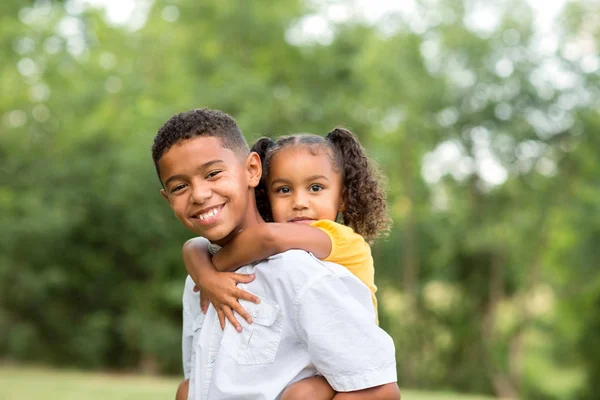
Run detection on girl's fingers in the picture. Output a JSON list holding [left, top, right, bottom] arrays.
[[200, 292, 209, 314], [223, 307, 242, 333], [228, 300, 253, 325], [231, 273, 255, 284], [216, 309, 226, 330], [235, 288, 261, 304]]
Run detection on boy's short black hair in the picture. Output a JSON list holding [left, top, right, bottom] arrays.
[[151, 108, 250, 177]]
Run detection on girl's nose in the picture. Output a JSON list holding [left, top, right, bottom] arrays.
[[292, 192, 309, 210]]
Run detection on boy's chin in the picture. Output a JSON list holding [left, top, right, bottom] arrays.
[[190, 226, 231, 244]]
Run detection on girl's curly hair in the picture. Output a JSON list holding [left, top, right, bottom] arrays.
[[250, 128, 391, 243]]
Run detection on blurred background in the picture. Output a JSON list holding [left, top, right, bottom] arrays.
[[1, 0, 599, 399]]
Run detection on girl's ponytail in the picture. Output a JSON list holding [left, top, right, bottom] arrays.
[[250, 137, 275, 222], [325, 128, 367, 175], [326, 128, 390, 242]]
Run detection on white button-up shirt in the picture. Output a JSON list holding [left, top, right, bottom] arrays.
[[182, 250, 397, 400]]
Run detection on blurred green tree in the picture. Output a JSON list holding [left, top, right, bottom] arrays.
[[0, 0, 599, 399]]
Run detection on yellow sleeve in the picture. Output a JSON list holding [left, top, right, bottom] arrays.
[[310, 220, 368, 267], [310, 220, 379, 323]]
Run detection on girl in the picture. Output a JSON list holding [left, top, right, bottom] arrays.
[[181, 128, 391, 400]]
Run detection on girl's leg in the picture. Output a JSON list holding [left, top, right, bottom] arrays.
[[175, 379, 189, 400], [281, 376, 336, 400]]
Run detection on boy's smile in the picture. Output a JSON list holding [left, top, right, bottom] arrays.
[[158, 136, 262, 245], [190, 204, 225, 224]]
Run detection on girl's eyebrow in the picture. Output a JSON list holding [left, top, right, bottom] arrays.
[[270, 175, 329, 187], [270, 178, 291, 187], [305, 175, 329, 182]]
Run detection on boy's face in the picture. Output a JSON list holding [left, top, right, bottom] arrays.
[[158, 136, 261, 245]]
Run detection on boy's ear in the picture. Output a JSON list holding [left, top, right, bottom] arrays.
[[160, 189, 172, 205], [246, 152, 262, 188]]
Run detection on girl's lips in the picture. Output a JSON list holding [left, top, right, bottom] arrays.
[[289, 217, 315, 224]]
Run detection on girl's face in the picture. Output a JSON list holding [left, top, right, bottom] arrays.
[[266, 145, 345, 224]]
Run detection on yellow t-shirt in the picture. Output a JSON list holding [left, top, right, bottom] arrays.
[[311, 220, 379, 324]]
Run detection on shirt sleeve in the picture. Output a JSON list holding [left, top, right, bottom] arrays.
[[182, 275, 196, 379], [296, 273, 397, 391]]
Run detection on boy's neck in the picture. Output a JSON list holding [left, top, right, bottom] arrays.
[[213, 194, 264, 247]]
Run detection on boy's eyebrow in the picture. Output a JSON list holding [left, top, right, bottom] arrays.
[[164, 174, 186, 188], [163, 159, 225, 187]]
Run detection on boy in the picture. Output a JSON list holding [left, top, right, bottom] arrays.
[[152, 108, 400, 399]]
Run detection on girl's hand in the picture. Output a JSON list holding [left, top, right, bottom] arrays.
[[194, 271, 261, 332], [199, 289, 210, 317]]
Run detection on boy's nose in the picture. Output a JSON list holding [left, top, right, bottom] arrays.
[[190, 182, 212, 204]]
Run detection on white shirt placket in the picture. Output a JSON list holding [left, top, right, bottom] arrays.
[[200, 309, 225, 399]]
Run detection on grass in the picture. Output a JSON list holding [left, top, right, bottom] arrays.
[[0, 365, 496, 399], [0, 366, 178, 400]]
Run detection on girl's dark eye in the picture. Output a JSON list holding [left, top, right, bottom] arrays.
[[206, 170, 222, 179], [276, 187, 291, 194], [309, 184, 324, 192]]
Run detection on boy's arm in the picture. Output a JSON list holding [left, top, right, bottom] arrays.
[[212, 223, 332, 272], [175, 379, 190, 400]]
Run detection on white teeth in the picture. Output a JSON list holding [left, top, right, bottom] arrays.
[[198, 207, 219, 220]]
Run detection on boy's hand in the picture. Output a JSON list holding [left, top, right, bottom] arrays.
[[194, 271, 261, 332]]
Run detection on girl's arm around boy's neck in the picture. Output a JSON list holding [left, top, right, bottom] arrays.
[[182, 237, 216, 284], [211, 222, 333, 272]]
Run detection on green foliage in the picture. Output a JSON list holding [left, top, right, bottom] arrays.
[[1, 0, 599, 398]]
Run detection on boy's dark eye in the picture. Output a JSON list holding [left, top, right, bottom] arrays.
[[276, 187, 291, 194], [309, 184, 323, 192], [171, 184, 187, 193], [206, 170, 222, 179]]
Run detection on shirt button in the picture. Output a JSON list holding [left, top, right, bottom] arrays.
[[252, 311, 259, 318], [209, 355, 216, 363]]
